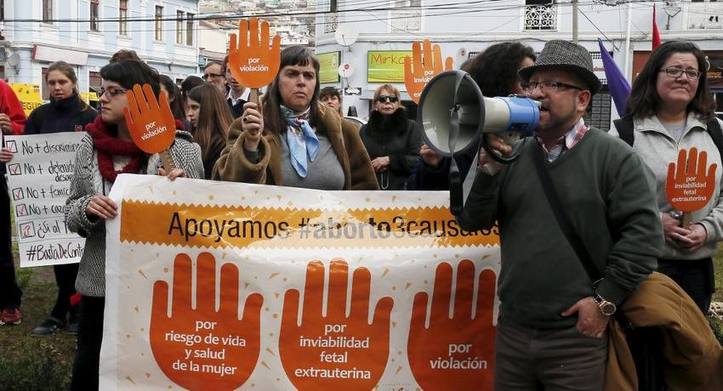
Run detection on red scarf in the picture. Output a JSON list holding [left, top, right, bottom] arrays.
[[86, 116, 145, 183]]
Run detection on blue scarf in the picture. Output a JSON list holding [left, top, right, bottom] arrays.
[[281, 105, 319, 178]]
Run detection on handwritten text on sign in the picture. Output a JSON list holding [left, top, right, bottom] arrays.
[[102, 175, 500, 390], [5, 132, 86, 267]]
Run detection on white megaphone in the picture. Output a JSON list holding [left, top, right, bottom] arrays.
[[417, 70, 540, 215]]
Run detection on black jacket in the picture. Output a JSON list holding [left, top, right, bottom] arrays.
[[359, 108, 423, 190], [226, 87, 246, 119], [25, 95, 97, 135]]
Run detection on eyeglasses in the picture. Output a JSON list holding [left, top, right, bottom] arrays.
[[660, 67, 701, 79], [202, 72, 225, 80], [377, 95, 399, 103], [98, 86, 127, 99], [522, 80, 583, 93]]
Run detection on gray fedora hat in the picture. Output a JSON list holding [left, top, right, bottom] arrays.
[[518, 40, 601, 94]]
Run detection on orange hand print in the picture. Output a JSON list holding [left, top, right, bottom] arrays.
[[124, 83, 177, 170], [408, 260, 496, 390], [666, 147, 718, 213], [279, 260, 394, 391], [228, 18, 281, 89], [150, 252, 263, 391], [404, 39, 454, 104]]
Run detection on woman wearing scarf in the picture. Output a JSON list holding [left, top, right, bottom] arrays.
[[213, 46, 377, 190], [65, 60, 203, 391], [25, 61, 97, 336]]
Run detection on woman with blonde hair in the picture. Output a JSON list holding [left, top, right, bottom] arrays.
[[186, 83, 233, 179], [359, 84, 422, 190]]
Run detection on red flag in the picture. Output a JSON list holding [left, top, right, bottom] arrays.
[[652, 4, 661, 50]]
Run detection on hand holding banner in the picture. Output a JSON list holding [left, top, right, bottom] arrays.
[[280, 260, 394, 390], [404, 39, 453, 104], [228, 18, 281, 104], [150, 252, 263, 390], [124, 84, 177, 171], [408, 260, 496, 390], [666, 148, 717, 226]]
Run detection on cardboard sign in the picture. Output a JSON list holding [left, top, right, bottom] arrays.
[[404, 39, 454, 104], [228, 18, 281, 89], [5, 132, 86, 267], [124, 84, 176, 155], [101, 175, 500, 390], [666, 148, 717, 212]]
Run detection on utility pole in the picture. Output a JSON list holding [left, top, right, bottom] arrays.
[[572, 0, 579, 43]]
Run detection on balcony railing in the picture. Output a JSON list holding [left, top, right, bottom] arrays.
[[324, 13, 338, 34], [524, 4, 557, 31]]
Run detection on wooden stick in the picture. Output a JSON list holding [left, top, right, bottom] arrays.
[[682, 212, 692, 228], [160, 150, 176, 172]]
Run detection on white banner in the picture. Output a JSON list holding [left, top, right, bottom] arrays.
[[5, 132, 86, 267], [103, 174, 501, 390]]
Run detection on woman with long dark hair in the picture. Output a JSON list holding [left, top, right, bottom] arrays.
[[25, 61, 97, 336], [612, 41, 722, 315], [186, 83, 233, 178], [159, 74, 186, 125], [66, 59, 203, 390], [213, 45, 377, 190]]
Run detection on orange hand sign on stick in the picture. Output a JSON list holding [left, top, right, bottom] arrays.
[[228, 17, 281, 105], [408, 260, 496, 390], [666, 148, 717, 225], [404, 39, 454, 104], [150, 252, 263, 391], [280, 260, 394, 390], [124, 83, 177, 171]]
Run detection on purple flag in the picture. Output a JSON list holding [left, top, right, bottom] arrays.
[[598, 38, 631, 115]]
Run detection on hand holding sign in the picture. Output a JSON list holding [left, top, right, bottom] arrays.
[[150, 252, 263, 390], [404, 39, 454, 104], [124, 84, 177, 171], [408, 260, 496, 390], [666, 148, 717, 226], [228, 17, 281, 103], [280, 260, 393, 390]]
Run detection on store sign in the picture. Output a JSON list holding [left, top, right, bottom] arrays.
[[368, 50, 412, 83], [318, 51, 340, 84]]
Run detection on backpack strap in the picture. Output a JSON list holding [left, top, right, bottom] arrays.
[[613, 115, 635, 147], [705, 118, 723, 161]]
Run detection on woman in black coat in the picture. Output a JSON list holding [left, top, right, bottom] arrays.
[[359, 84, 422, 190], [25, 61, 96, 336]]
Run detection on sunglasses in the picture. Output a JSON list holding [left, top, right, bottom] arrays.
[[377, 95, 399, 103]]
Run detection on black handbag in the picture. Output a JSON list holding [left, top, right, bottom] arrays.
[[530, 143, 665, 391]]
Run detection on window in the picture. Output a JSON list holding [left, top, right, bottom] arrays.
[[176, 11, 184, 44], [186, 13, 194, 45], [1, 0, 5, 21], [90, 0, 100, 31], [155, 5, 163, 41], [584, 85, 612, 131], [324, 0, 338, 33], [119, 0, 128, 35], [42, 0, 53, 23], [525, 0, 556, 31], [390, 0, 421, 32]]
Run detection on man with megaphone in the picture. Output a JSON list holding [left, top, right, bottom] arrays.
[[456, 40, 664, 390]]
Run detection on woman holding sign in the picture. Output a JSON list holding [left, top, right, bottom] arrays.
[[24, 61, 97, 336], [359, 85, 423, 190], [213, 46, 377, 190], [611, 41, 723, 314], [65, 59, 203, 391]]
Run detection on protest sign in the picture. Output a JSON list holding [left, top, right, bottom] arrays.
[[124, 83, 177, 171], [666, 147, 717, 226], [227, 17, 281, 106], [5, 132, 86, 267], [404, 39, 454, 104], [102, 174, 500, 390]]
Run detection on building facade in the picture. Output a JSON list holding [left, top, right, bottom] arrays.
[[0, 0, 200, 101], [314, 0, 723, 128]]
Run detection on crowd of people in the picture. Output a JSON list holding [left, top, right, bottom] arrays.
[[0, 39, 720, 390]]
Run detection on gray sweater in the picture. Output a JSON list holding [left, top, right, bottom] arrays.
[[65, 131, 203, 297], [457, 128, 663, 329]]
